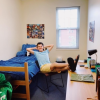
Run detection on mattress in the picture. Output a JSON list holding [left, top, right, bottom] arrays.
[[0, 55, 40, 81]]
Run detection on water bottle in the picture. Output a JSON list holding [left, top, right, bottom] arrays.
[[87, 57, 91, 68]]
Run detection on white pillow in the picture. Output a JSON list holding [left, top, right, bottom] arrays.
[[27, 51, 30, 56]]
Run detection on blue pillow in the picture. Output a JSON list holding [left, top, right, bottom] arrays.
[[16, 51, 26, 57], [22, 44, 36, 51]]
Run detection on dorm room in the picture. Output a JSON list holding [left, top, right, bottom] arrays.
[[1, 0, 100, 100]]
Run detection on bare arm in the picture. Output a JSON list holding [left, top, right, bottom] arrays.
[[26, 47, 37, 54], [44, 44, 54, 52]]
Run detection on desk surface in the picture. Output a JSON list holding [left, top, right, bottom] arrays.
[[66, 62, 97, 100]]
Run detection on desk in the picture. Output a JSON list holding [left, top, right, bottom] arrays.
[[66, 62, 97, 100]]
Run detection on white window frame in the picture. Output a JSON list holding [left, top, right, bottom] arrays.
[[56, 7, 80, 49]]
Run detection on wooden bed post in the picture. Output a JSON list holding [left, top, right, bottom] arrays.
[[0, 62, 31, 100], [24, 62, 30, 100]]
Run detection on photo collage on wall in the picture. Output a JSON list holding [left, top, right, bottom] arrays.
[[27, 24, 44, 39], [89, 21, 95, 42]]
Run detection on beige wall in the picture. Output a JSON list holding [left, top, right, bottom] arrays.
[[0, 0, 22, 60], [88, 0, 100, 62], [22, 0, 88, 62]]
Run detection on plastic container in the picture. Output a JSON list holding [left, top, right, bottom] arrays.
[[90, 59, 96, 68]]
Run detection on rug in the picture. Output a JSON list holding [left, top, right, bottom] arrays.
[[12, 71, 68, 100]]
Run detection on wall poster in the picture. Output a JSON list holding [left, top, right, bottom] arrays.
[[27, 24, 44, 39]]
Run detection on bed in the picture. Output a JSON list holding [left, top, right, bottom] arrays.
[[0, 44, 39, 100]]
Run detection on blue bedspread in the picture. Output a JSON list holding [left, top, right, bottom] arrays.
[[0, 55, 40, 81]]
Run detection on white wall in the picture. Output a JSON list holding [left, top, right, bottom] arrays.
[[0, 0, 22, 60], [88, 0, 100, 62], [22, 0, 88, 62]]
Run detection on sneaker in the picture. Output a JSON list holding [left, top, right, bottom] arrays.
[[67, 57, 75, 72], [74, 55, 80, 70]]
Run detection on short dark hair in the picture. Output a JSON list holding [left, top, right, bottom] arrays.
[[37, 42, 44, 47]]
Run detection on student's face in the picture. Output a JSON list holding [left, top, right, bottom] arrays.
[[37, 44, 44, 52]]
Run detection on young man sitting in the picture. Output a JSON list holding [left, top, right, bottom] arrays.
[[26, 42, 79, 74]]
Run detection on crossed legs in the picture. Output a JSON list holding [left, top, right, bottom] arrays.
[[50, 62, 69, 72], [50, 55, 79, 72]]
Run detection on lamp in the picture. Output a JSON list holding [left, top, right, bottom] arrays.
[[88, 49, 97, 63]]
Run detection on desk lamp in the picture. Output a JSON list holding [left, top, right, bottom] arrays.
[[88, 49, 97, 63]]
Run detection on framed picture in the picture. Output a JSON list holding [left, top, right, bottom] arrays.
[[89, 21, 95, 42], [27, 24, 44, 39]]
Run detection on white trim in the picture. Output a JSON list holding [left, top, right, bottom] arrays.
[[56, 6, 80, 49]]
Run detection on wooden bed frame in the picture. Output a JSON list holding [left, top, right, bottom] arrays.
[[0, 62, 31, 100]]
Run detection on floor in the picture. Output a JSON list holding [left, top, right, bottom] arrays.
[[12, 71, 68, 100]]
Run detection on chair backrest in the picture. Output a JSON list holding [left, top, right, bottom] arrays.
[[35, 60, 40, 69]]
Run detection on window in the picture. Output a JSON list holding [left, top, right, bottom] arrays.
[[56, 7, 80, 49]]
